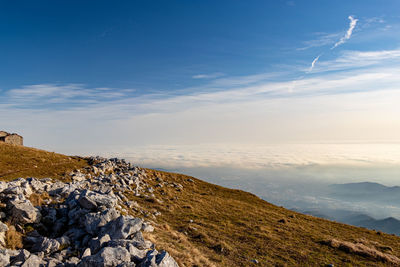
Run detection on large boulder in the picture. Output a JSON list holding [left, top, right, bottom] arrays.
[[82, 209, 120, 235], [79, 246, 131, 267], [78, 190, 118, 210], [9, 200, 41, 224], [101, 216, 143, 240]]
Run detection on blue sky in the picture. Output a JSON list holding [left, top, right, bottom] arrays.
[[1, 1, 400, 157]]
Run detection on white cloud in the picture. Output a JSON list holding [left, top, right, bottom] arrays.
[[332, 16, 358, 49], [192, 72, 224, 79]]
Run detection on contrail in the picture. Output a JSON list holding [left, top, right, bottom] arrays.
[[332, 15, 358, 49], [307, 16, 358, 73], [308, 54, 321, 72], [293, 15, 358, 92]]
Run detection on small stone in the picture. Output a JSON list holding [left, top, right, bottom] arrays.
[[82, 248, 91, 258], [139, 250, 178, 267], [251, 259, 259, 264], [141, 222, 154, 233], [0, 222, 8, 232], [278, 218, 287, 224], [21, 254, 42, 267], [67, 256, 80, 265], [45, 258, 61, 267]]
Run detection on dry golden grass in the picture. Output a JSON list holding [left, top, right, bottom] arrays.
[[0, 142, 88, 181], [5, 224, 23, 249], [29, 192, 50, 207], [322, 238, 400, 265], [124, 169, 400, 267]]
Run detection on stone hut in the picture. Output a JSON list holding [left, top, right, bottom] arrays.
[[0, 131, 23, 146]]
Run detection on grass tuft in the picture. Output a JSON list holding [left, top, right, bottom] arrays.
[[5, 224, 23, 249]]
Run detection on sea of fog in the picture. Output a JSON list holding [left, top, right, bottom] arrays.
[[100, 143, 400, 220]]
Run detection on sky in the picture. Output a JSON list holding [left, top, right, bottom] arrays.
[[1, 1, 400, 171]]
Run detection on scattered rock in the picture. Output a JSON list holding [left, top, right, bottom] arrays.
[[0, 157, 179, 267]]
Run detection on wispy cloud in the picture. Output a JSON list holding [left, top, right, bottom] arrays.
[[2, 84, 134, 109], [332, 16, 358, 49], [297, 33, 341, 51], [311, 48, 400, 73], [192, 72, 224, 79], [2, 48, 400, 114]]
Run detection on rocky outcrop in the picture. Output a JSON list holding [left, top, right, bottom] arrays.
[[0, 157, 179, 267]]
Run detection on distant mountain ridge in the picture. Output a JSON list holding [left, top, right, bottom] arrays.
[[329, 182, 400, 205], [297, 208, 400, 236]]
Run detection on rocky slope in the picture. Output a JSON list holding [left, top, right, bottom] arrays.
[[0, 157, 178, 266]]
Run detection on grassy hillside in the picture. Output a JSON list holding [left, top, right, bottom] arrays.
[[0, 142, 88, 181], [129, 170, 400, 267], [2, 143, 400, 266]]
